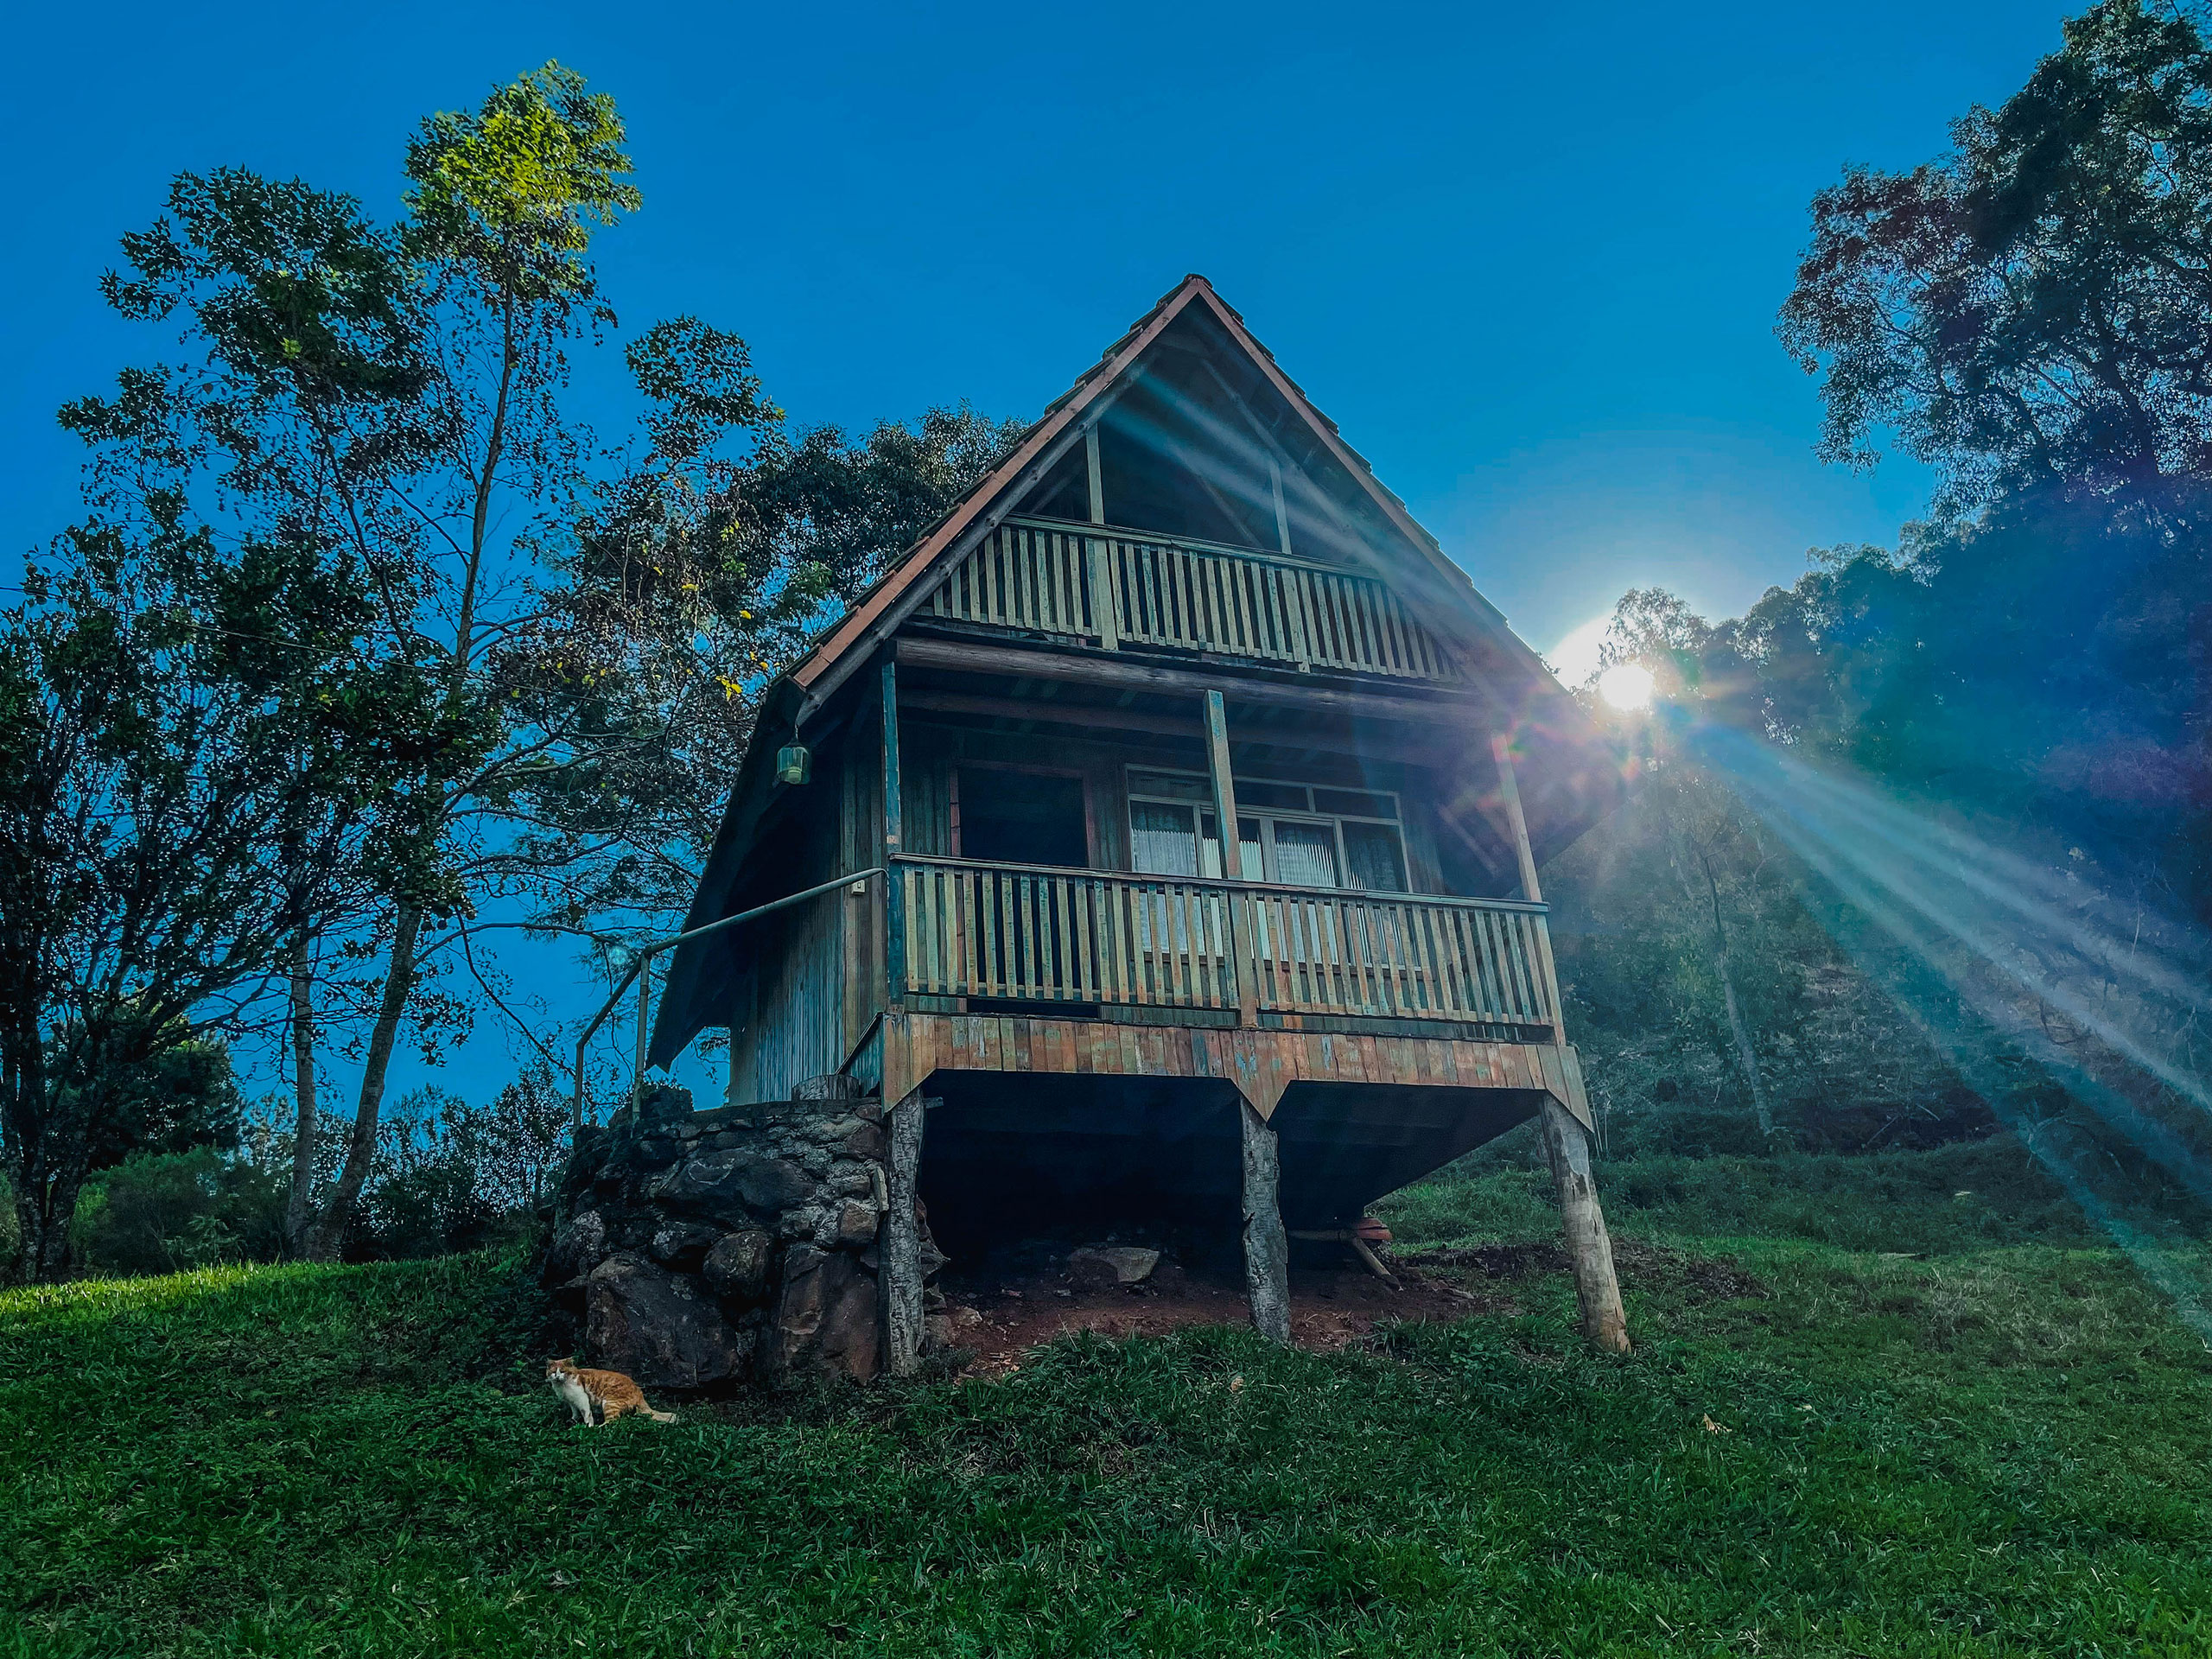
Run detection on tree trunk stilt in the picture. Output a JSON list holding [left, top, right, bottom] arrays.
[[882, 1090, 928, 1377], [1537, 1096, 1630, 1353], [1240, 1099, 1291, 1344]]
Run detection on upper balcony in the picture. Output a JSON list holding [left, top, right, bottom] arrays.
[[918, 516, 1464, 685]]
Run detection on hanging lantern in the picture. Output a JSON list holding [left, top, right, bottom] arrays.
[[775, 742, 811, 785]]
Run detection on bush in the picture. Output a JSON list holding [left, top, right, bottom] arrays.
[[71, 1148, 286, 1275]]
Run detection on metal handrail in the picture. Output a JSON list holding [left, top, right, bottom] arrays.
[[887, 851, 1547, 912], [572, 866, 885, 1127]]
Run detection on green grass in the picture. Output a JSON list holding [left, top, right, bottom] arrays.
[[5, 1145, 2211, 1656]]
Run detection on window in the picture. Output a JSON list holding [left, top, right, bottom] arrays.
[[1125, 771, 1408, 891]]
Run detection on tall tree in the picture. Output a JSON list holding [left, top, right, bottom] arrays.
[[0, 529, 408, 1279], [1781, 0, 2212, 515], [291, 63, 645, 1258]]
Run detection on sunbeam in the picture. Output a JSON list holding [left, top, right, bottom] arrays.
[[1665, 709, 2212, 1339]]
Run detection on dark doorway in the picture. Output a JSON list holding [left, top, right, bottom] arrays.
[[957, 768, 1088, 866]]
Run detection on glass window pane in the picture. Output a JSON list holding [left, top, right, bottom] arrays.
[[1313, 787, 1396, 821], [1131, 800, 1198, 875], [1342, 821, 1408, 892], [1236, 779, 1309, 811], [1272, 820, 1340, 888], [1198, 814, 1262, 880]]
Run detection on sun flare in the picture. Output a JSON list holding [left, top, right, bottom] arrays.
[[1599, 662, 1655, 710]]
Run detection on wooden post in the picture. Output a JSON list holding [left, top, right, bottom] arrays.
[[1536, 1096, 1630, 1352], [1240, 1098, 1291, 1344], [882, 661, 905, 1009], [1491, 733, 1631, 1355], [1084, 424, 1106, 525], [883, 1089, 929, 1377], [1268, 454, 1292, 558], [1203, 690, 1258, 1026], [1084, 425, 1119, 652], [633, 958, 652, 1094]]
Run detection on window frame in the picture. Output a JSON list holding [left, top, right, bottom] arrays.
[[1122, 767, 1410, 892]]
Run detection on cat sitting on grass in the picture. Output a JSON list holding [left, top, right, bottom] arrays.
[[546, 1357, 677, 1427]]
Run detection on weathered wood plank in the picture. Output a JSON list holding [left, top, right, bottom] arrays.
[[1241, 1100, 1291, 1344]]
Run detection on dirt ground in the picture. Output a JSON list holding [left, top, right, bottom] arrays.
[[937, 1238, 1766, 1376], [938, 1249, 1512, 1376]]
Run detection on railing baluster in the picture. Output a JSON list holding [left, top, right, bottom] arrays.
[[930, 520, 1462, 681], [895, 855, 1546, 1027]]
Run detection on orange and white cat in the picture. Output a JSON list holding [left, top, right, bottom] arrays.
[[546, 1357, 676, 1426]]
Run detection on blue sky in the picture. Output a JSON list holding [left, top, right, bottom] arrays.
[[3, 0, 2074, 1103]]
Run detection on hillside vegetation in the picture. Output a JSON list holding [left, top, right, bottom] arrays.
[[5, 1141, 2209, 1658]]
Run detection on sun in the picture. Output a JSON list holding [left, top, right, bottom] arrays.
[[1598, 662, 1655, 711]]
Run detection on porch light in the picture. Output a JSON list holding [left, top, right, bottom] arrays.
[[775, 742, 811, 785]]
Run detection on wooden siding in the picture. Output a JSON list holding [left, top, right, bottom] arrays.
[[919, 518, 1464, 683], [726, 732, 861, 1103], [877, 1008, 1589, 1127]]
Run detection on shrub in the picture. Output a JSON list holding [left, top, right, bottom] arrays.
[[70, 1148, 286, 1275]]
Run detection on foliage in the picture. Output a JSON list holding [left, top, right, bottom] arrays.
[[0, 501, 420, 1280], [55, 1014, 246, 1173], [68, 1148, 287, 1276], [350, 1068, 569, 1260], [3, 1158, 2209, 1656], [561, 377, 1024, 929], [1769, 0, 2212, 925], [1781, 0, 2212, 512], [1380, 1135, 2108, 1254]]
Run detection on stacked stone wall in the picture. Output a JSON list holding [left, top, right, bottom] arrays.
[[544, 1082, 935, 1389]]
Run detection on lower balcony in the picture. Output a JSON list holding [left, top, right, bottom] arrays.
[[892, 854, 1559, 1043]]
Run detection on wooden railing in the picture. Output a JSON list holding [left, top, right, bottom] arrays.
[[893, 855, 1554, 1029], [918, 517, 1462, 683]]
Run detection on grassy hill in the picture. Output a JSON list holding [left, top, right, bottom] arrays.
[[4, 1141, 2210, 1657]]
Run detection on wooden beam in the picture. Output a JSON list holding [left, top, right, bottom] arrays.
[[1082, 425, 1120, 652], [882, 661, 905, 1008], [1491, 734, 1630, 1355], [895, 687, 1463, 768], [1241, 1100, 1291, 1344], [1538, 1096, 1630, 1354], [1204, 690, 1259, 1027], [882, 1090, 930, 1376], [1268, 454, 1292, 559], [894, 635, 1486, 727], [1489, 734, 1545, 904]]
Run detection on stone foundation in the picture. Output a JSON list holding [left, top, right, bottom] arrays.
[[544, 1080, 939, 1390]]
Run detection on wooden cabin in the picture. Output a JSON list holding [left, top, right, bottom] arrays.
[[648, 276, 1631, 1365]]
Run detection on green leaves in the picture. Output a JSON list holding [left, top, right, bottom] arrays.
[[403, 62, 640, 304], [1781, 0, 2212, 512]]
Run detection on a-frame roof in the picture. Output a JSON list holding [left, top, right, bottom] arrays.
[[646, 276, 1624, 1067], [781, 273, 1522, 717]]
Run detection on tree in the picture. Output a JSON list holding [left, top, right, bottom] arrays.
[[52, 63, 1029, 1249], [1781, 0, 2212, 515], [0, 526, 408, 1279]]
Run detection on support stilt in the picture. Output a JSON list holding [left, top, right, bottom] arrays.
[[883, 1090, 928, 1376], [1240, 1099, 1291, 1344], [1538, 1096, 1631, 1353], [1492, 730, 1631, 1355]]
